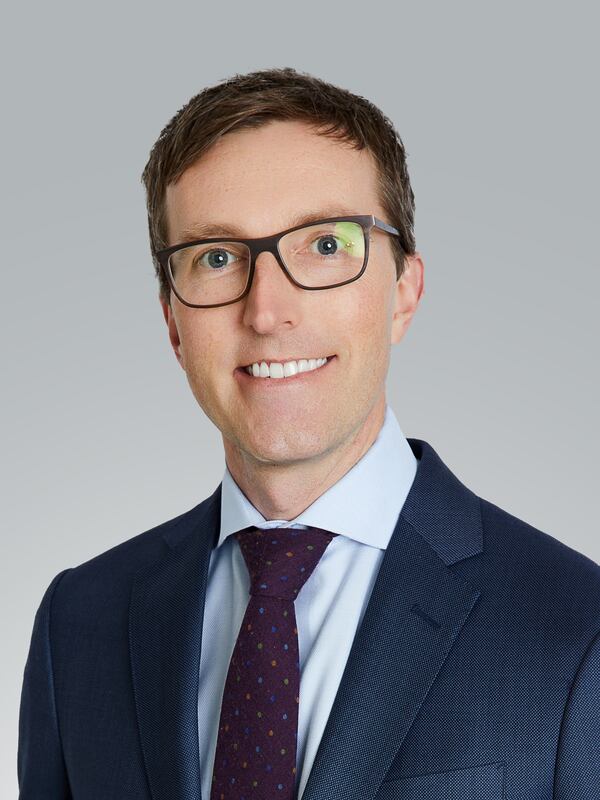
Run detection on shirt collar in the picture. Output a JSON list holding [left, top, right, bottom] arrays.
[[218, 403, 417, 551]]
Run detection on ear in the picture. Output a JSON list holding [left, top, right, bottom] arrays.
[[390, 252, 425, 345], [159, 295, 185, 368]]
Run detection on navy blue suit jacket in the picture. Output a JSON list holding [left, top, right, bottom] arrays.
[[18, 438, 600, 799]]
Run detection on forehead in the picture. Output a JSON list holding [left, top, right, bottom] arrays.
[[164, 119, 383, 243]]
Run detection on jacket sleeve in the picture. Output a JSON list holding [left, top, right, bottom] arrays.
[[554, 625, 600, 799], [18, 569, 73, 799]]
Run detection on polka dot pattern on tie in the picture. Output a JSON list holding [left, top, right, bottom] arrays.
[[210, 525, 338, 800]]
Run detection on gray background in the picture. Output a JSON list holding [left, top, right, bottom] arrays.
[[2, 0, 598, 794]]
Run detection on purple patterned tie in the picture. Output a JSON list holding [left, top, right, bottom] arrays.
[[210, 525, 338, 800]]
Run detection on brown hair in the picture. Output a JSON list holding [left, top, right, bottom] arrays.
[[141, 66, 416, 305]]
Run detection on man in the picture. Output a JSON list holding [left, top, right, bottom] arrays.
[[18, 67, 600, 799]]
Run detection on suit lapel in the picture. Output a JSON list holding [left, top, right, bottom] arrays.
[[301, 438, 484, 800], [129, 485, 221, 800]]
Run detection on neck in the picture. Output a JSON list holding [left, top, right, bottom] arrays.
[[223, 395, 386, 521]]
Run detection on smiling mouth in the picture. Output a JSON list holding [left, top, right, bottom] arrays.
[[237, 355, 336, 380]]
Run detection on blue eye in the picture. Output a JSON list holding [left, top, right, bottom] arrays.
[[198, 247, 241, 270], [312, 235, 341, 256]]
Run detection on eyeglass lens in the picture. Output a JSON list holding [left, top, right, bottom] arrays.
[[167, 220, 366, 305]]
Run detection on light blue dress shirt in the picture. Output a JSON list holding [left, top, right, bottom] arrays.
[[198, 403, 417, 800]]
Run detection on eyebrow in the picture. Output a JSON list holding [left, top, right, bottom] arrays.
[[174, 206, 360, 244]]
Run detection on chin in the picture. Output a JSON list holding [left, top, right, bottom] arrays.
[[245, 426, 332, 464]]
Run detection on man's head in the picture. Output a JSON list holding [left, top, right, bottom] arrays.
[[141, 67, 424, 478]]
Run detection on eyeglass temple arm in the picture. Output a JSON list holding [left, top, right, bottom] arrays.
[[373, 216, 401, 237]]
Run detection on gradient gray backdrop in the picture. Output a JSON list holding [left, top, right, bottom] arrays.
[[2, 1, 598, 794]]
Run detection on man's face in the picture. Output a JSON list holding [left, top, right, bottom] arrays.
[[161, 119, 423, 471]]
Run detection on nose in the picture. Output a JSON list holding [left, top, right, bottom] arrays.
[[241, 249, 302, 333]]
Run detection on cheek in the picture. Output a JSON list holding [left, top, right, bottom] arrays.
[[177, 319, 219, 378], [347, 285, 394, 392], [340, 272, 392, 347]]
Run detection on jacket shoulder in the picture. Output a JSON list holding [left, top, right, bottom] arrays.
[[480, 494, 599, 573], [48, 487, 220, 608], [478, 495, 600, 625]]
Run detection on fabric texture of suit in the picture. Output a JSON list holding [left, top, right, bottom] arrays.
[[18, 437, 600, 799]]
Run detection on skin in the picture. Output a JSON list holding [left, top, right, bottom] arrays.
[[160, 119, 424, 521]]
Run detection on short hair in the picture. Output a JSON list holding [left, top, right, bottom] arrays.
[[141, 67, 416, 305]]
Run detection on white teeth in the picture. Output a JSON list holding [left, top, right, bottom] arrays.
[[244, 357, 329, 378], [283, 361, 298, 377]]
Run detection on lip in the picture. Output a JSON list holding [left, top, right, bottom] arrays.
[[235, 355, 337, 386]]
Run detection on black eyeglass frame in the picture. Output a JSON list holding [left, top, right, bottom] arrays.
[[155, 214, 403, 309]]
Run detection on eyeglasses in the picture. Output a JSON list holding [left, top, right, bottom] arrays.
[[155, 214, 402, 308]]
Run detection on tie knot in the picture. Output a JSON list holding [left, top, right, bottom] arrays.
[[235, 525, 338, 600]]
